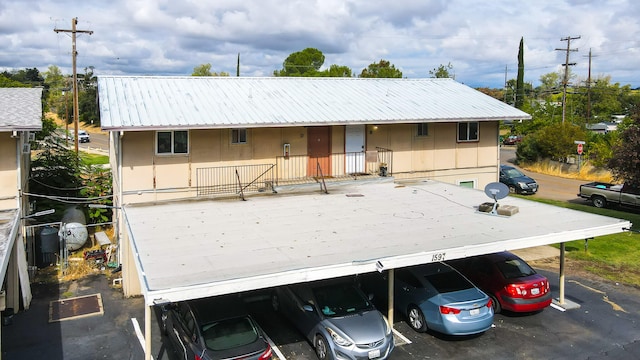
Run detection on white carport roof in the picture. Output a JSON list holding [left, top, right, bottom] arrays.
[[0, 209, 19, 285], [123, 180, 631, 306]]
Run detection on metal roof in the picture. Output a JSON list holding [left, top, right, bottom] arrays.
[[97, 76, 531, 131], [0, 88, 43, 131], [0, 209, 19, 284], [122, 180, 630, 306]]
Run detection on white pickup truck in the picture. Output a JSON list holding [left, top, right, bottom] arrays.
[[578, 182, 640, 208], [69, 130, 90, 143]]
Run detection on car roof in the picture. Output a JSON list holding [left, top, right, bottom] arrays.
[[500, 165, 515, 170], [471, 251, 520, 263], [407, 262, 457, 276], [187, 295, 249, 324]]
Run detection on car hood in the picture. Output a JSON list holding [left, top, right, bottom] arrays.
[[323, 310, 387, 343]]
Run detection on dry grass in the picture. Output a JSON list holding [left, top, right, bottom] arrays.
[[521, 161, 614, 183]]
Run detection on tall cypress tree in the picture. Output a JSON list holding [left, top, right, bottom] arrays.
[[516, 37, 525, 109]]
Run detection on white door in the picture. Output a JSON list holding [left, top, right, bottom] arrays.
[[345, 125, 365, 174]]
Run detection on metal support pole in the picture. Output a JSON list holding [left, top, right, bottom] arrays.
[[559, 242, 565, 305], [145, 305, 152, 360], [387, 268, 394, 328]]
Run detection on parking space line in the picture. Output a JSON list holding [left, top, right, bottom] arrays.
[[392, 327, 412, 345], [262, 331, 287, 360], [131, 318, 155, 360], [550, 303, 566, 312]]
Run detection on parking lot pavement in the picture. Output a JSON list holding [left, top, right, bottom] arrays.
[[4, 265, 640, 360]]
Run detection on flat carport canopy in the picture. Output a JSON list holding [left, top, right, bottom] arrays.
[[123, 179, 631, 306], [126, 179, 631, 360]]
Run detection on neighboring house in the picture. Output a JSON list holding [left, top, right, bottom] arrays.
[[0, 87, 42, 350], [97, 76, 531, 296], [586, 122, 618, 134]]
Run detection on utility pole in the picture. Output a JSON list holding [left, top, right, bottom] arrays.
[[54, 18, 93, 153], [555, 35, 580, 124]]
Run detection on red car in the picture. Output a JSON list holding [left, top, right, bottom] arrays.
[[447, 252, 552, 313]]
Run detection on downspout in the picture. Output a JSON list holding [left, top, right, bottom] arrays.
[[117, 131, 124, 265]]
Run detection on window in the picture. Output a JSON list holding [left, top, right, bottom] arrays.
[[156, 130, 188, 154], [232, 129, 247, 144], [457, 180, 476, 189], [457, 122, 479, 142], [417, 123, 428, 136]]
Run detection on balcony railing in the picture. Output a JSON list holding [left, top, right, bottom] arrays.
[[195, 148, 392, 196]]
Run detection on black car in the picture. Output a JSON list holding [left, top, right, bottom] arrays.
[[161, 296, 272, 360], [499, 165, 538, 195]]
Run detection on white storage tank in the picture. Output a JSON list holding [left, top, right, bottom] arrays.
[[59, 207, 88, 251]]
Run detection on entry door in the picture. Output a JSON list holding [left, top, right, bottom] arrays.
[[307, 127, 331, 177], [345, 125, 365, 174]]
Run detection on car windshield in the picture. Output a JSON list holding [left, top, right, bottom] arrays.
[[425, 270, 474, 293], [495, 259, 536, 279], [201, 317, 258, 351], [312, 283, 373, 317], [503, 168, 525, 178]]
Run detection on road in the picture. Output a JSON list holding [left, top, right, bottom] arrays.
[[501, 146, 587, 203]]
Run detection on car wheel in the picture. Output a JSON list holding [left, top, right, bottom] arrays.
[[407, 305, 427, 332], [271, 294, 279, 312], [592, 196, 606, 208], [490, 294, 502, 314], [508, 185, 517, 194], [315, 335, 333, 360]]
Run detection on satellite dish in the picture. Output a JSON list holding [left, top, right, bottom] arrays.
[[484, 182, 509, 201]]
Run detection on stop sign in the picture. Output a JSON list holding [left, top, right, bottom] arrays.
[[577, 143, 584, 155]]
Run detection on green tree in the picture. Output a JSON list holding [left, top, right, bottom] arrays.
[[360, 60, 402, 78], [516, 122, 586, 163], [516, 37, 525, 109], [608, 119, 640, 187], [274, 48, 325, 76], [193, 63, 213, 76], [192, 63, 230, 76], [44, 65, 69, 115], [324, 65, 353, 77], [429, 62, 454, 79], [0, 74, 29, 88], [78, 67, 99, 126]]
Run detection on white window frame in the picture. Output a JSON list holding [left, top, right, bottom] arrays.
[[456, 179, 477, 189], [457, 122, 479, 142], [156, 130, 189, 155], [231, 128, 248, 144]]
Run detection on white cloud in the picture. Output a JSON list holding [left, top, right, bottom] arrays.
[[0, 0, 638, 88]]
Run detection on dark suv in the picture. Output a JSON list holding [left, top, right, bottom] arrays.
[[499, 165, 538, 195]]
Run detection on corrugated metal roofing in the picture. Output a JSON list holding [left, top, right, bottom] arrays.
[[0, 88, 43, 131], [97, 76, 531, 131], [123, 180, 630, 305]]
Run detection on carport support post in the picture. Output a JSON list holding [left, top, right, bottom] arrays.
[[145, 305, 152, 360], [388, 269, 394, 328], [559, 243, 566, 305]]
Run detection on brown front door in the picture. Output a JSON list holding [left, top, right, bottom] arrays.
[[307, 126, 331, 177]]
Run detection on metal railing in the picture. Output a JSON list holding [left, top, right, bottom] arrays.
[[195, 149, 393, 196], [196, 164, 276, 196]]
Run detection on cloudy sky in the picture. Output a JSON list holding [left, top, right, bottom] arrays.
[[1, 0, 639, 88]]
